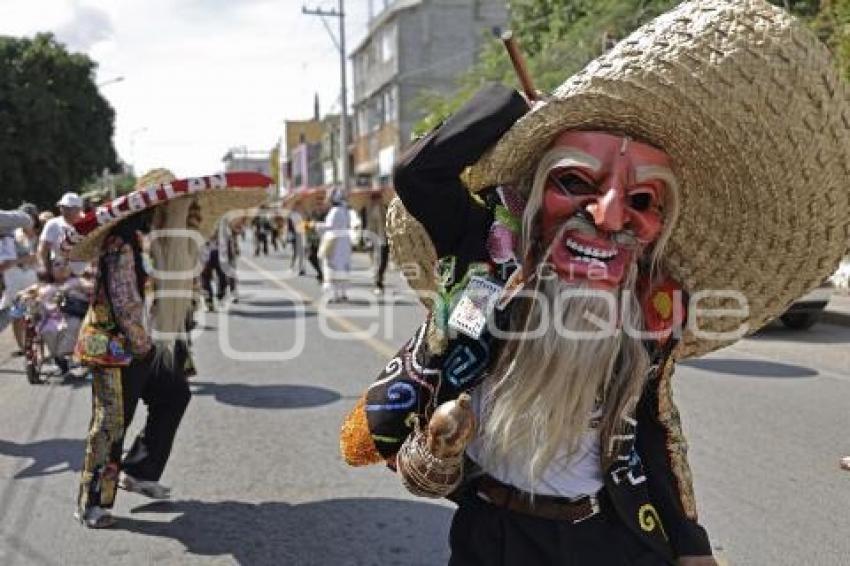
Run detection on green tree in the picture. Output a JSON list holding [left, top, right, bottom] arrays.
[[78, 165, 137, 204], [809, 0, 850, 80], [0, 33, 117, 210]]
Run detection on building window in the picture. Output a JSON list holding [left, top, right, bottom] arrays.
[[366, 96, 384, 133], [383, 87, 396, 124], [381, 24, 396, 62], [357, 107, 368, 138]]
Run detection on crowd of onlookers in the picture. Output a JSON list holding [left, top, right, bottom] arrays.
[[0, 192, 93, 378]]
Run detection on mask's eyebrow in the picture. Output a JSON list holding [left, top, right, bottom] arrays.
[[634, 165, 676, 189], [547, 149, 602, 174]]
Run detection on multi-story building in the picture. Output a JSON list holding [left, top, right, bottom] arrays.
[[280, 110, 354, 212], [281, 118, 324, 193], [350, 0, 508, 190], [319, 114, 342, 189]]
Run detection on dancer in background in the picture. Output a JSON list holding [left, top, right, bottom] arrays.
[[65, 169, 269, 528], [318, 190, 351, 303]]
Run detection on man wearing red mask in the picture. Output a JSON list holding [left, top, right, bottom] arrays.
[[340, 2, 850, 565]]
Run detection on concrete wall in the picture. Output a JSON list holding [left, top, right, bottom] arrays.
[[350, 0, 507, 175], [397, 0, 507, 145]]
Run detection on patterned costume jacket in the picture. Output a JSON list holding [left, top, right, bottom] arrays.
[[342, 84, 711, 562]]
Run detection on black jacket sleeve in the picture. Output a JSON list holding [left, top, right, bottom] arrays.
[[393, 83, 528, 260], [635, 358, 713, 557]]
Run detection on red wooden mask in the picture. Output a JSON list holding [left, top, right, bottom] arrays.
[[540, 131, 673, 290]]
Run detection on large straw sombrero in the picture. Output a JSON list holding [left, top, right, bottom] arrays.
[[390, 0, 850, 358], [62, 171, 272, 261]]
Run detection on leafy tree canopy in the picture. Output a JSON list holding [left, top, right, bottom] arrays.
[[0, 33, 118, 210], [78, 165, 137, 205], [415, 0, 850, 134]]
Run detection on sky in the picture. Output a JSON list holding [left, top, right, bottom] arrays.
[[1, 0, 371, 178]]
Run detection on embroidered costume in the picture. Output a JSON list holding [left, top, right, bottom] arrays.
[[65, 169, 271, 528], [341, 1, 850, 564]]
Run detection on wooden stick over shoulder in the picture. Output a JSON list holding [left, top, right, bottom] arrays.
[[501, 30, 538, 102]]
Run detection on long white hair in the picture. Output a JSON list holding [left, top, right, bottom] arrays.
[[148, 197, 201, 360], [476, 145, 679, 486]]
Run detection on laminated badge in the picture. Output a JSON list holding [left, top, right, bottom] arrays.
[[448, 276, 503, 340]]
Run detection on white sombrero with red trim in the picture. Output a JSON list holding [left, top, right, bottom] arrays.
[[62, 171, 272, 261]]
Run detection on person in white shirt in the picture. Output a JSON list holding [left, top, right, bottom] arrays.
[[317, 190, 352, 303], [0, 206, 34, 334], [39, 192, 86, 277]]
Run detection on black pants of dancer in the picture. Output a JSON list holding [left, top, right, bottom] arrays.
[[308, 244, 323, 282], [449, 490, 670, 566], [201, 250, 227, 301], [375, 242, 390, 289], [78, 348, 191, 510], [255, 232, 268, 256]]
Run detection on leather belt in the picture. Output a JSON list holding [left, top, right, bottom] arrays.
[[475, 475, 601, 524]]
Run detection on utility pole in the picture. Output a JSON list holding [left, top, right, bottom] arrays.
[[302, 0, 350, 196]]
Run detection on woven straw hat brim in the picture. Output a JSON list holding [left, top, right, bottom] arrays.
[[387, 196, 437, 308], [454, 0, 850, 358], [66, 172, 271, 262], [136, 168, 178, 189]]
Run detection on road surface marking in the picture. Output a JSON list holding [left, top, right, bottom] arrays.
[[241, 257, 398, 359]]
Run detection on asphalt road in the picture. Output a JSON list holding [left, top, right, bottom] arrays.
[[0, 248, 848, 565]]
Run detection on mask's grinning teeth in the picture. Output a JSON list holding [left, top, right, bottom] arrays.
[[565, 238, 617, 261]]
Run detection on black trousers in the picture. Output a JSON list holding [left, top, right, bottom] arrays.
[[201, 250, 228, 301], [121, 347, 192, 481], [308, 244, 323, 282], [449, 491, 669, 566], [254, 231, 268, 256], [79, 348, 191, 510], [375, 242, 390, 289]]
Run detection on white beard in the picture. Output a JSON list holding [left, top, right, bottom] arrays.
[[148, 198, 199, 353], [475, 268, 648, 487]]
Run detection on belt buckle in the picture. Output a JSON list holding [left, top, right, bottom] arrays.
[[571, 495, 601, 524]]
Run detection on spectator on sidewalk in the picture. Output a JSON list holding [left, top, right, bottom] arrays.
[[39, 192, 86, 277], [0, 206, 34, 335], [37, 257, 90, 376], [1, 204, 41, 349]]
